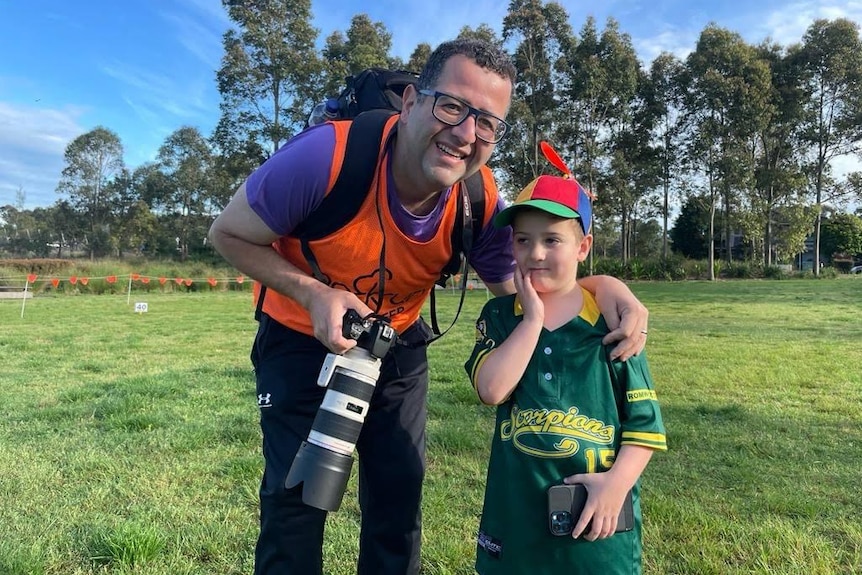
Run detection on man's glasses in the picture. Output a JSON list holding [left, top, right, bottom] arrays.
[[418, 89, 509, 144]]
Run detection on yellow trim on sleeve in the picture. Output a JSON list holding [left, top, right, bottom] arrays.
[[470, 348, 494, 390], [620, 431, 668, 452]]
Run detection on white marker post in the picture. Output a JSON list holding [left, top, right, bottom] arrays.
[[20, 279, 29, 319]]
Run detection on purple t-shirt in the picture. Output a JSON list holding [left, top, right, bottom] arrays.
[[245, 123, 515, 284]]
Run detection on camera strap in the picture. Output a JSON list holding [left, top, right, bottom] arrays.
[[426, 216, 470, 343], [351, 163, 476, 345]]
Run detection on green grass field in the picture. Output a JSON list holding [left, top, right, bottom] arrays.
[[1, 278, 861, 574]]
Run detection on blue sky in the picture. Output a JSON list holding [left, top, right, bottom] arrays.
[[2, 0, 861, 209]]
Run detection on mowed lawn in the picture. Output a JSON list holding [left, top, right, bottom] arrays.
[[1, 278, 860, 575]]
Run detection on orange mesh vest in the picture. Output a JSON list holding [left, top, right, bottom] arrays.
[[255, 115, 496, 335]]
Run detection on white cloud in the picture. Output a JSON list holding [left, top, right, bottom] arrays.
[[634, 28, 699, 63], [623, 0, 862, 67], [161, 7, 226, 71], [744, 0, 862, 46], [179, 0, 232, 28], [0, 102, 86, 208], [100, 60, 212, 126]]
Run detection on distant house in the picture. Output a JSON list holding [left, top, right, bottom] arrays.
[[796, 236, 819, 271]]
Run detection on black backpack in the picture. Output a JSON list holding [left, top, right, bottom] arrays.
[[256, 70, 487, 340], [335, 68, 420, 118]]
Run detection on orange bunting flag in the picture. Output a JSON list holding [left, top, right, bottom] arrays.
[[174, 278, 183, 285], [80, 277, 89, 286], [159, 277, 167, 285], [236, 275, 245, 284], [69, 276, 78, 285], [131, 273, 141, 281], [184, 279, 193, 287], [207, 277, 218, 287], [27, 274, 37, 283], [51, 278, 60, 288], [107, 275, 117, 284], [141, 277, 151, 284]]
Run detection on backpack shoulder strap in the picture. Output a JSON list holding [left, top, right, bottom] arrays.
[[255, 110, 394, 321], [291, 109, 395, 241]]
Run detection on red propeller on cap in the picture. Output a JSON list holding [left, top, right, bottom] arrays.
[[539, 141, 596, 201]]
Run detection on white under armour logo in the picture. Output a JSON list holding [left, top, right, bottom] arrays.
[[258, 393, 272, 408]]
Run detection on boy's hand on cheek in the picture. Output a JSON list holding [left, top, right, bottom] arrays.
[[514, 267, 543, 324]]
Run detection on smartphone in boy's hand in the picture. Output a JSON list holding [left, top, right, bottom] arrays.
[[548, 484, 634, 537]]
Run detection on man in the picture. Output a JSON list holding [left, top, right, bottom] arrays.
[[209, 38, 648, 575]]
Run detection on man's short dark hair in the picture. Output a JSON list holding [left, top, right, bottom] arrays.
[[418, 38, 516, 92]]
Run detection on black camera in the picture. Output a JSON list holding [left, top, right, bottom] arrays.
[[285, 310, 397, 511], [547, 484, 634, 536], [341, 310, 397, 358]]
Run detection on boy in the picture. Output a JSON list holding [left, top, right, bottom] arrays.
[[464, 143, 667, 575]]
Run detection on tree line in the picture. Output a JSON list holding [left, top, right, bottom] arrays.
[[2, 0, 862, 274]]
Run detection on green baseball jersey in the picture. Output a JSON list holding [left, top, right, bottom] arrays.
[[464, 289, 667, 575]]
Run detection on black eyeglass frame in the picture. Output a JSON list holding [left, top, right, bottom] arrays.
[[417, 89, 510, 144]]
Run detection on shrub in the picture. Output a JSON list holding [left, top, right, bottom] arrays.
[[721, 261, 758, 279], [0, 259, 74, 274], [817, 266, 840, 279], [763, 265, 789, 279], [627, 258, 646, 280], [593, 257, 626, 278]]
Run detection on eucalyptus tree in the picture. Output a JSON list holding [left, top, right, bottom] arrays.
[[209, 137, 266, 211], [0, 190, 31, 255], [457, 24, 504, 47], [683, 25, 772, 276], [557, 17, 643, 264], [56, 126, 125, 259], [596, 22, 649, 262], [793, 18, 862, 275], [0, 198, 87, 258], [603, 91, 661, 262], [555, 16, 601, 194], [644, 52, 688, 258], [555, 18, 638, 190], [747, 41, 808, 265], [105, 168, 158, 258], [321, 14, 395, 98], [497, 0, 574, 199], [0, 204, 38, 256], [405, 43, 432, 73], [215, 0, 321, 156], [156, 127, 216, 260]]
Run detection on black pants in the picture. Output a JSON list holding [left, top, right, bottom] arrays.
[[251, 313, 430, 575]]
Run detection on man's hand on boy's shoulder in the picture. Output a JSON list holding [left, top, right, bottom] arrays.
[[601, 297, 648, 362]]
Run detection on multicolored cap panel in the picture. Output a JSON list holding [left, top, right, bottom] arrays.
[[493, 141, 593, 234]]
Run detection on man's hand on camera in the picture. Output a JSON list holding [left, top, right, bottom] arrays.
[[307, 286, 373, 354]]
